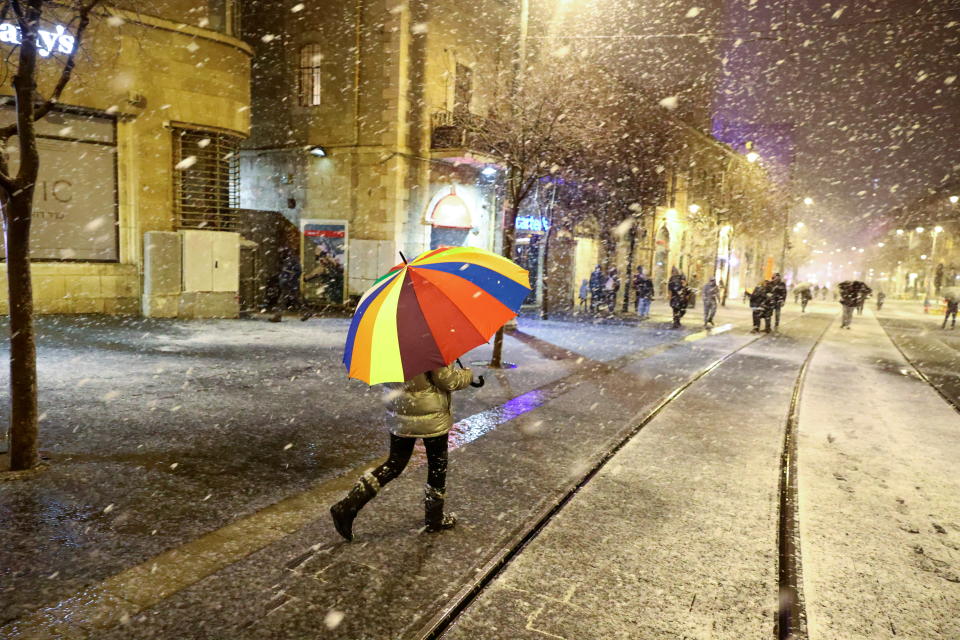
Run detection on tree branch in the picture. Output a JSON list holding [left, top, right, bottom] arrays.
[[32, 0, 100, 122]]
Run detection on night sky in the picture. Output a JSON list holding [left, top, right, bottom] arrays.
[[540, 0, 960, 244]]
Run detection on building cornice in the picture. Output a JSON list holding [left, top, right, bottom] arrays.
[[105, 6, 253, 57]]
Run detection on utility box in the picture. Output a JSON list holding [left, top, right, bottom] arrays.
[[179, 230, 239, 318]]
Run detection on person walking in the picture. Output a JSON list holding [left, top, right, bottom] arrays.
[[943, 298, 958, 330], [749, 281, 772, 333], [634, 268, 654, 320], [668, 271, 690, 329], [838, 280, 859, 329], [270, 247, 302, 322], [589, 265, 603, 314], [604, 267, 620, 315], [876, 291, 885, 311], [799, 287, 812, 313], [769, 272, 787, 330], [330, 363, 478, 540], [702, 277, 720, 327], [578, 279, 589, 313]]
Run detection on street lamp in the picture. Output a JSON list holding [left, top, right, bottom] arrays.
[[951, 195, 959, 204], [916, 226, 924, 233], [746, 151, 759, 163], [803, 197, 813, 205]]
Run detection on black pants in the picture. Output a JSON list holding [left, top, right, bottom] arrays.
[[753, 309, 771, 331], [945, 309, 957, 329], [372, 433, 449, 490], [773, 304, 782, 327], [801, 299, 808, 312]]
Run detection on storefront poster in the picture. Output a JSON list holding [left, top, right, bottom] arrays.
[[301, 219, 346, 303]]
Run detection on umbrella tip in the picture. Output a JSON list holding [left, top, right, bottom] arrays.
[[399, 251, 408, 264]]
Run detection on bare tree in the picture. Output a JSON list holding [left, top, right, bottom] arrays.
[[1, 0, 99, 471], [467, 59, 592, 366]]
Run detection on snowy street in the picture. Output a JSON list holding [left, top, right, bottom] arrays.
[[1, 299, 957, 639]]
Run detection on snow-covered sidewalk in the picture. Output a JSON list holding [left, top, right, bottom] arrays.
[[798, 310, 960, 639]]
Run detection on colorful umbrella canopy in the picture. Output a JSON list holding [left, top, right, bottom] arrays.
[[343, 246, 531, 385]]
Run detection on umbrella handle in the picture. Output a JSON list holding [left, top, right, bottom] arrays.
[[456, 358, 464, 369], [470, 375, 485, 388]]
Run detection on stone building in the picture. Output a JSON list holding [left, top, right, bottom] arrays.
[[0, 0, 251, 317], [239, 0, 515, 302]]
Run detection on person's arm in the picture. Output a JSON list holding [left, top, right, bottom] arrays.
[[431, 365, 473, 392]]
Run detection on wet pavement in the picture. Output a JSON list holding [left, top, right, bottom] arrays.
[[2, 298, 957, 639]]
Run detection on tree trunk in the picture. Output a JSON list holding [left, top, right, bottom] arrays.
[[490, 197, 520, 368], [5, 192, 38, 470], [622, 219, 637, 313]]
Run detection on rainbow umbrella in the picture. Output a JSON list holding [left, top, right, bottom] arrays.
[[343, 246, 531, 384]]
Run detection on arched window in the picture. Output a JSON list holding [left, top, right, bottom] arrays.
[[298, 44, 322, 106]]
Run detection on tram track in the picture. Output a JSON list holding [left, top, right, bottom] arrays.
[[877, 319, 960, 415], [413, 315, 832, 640]]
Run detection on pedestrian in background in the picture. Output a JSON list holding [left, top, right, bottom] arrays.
[[589, 265, 603, 314], [668, 270, 690, 329], [330, 363, 478, 541], [769, 272, 787, 330], [604, 267, 620, 314], [270, 247, 302, 322], [799, 287, 812, 313], [749, 281, 772, 333], [578, 279, 589, 313], [838, 280, 860, 329], [702, 277, 719, 328], [634, 268, 654, 320], [876, 291, 885, 311], [944, 298, 958, 330]]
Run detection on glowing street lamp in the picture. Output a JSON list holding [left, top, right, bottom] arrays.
[[951, 195, 959, 204], [916, 226, 924, 233], [746, 151, 759, 163], [934, 225, 944, 233], [688, 203, 701, 214], [895, 229, 904, 235], [803, 197, 814, 206]]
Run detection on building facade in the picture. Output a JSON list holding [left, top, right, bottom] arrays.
[[240, 0, 514, 303], [0, 1, 251, 316]]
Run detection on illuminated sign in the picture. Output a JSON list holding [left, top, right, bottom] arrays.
[[515, 216, 550, 233], [0, 22, 75, 57]]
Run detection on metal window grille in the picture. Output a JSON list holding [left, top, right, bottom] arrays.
[[298, 44, 322, 106], [172, 128, 240, 231]]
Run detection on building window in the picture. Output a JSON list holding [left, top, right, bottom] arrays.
[[172, 127, 240, 231], [299, 44, 322, 106]]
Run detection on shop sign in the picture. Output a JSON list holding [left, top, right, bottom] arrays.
[[0, 22, 75, 57], [515, 215, 550, 233]]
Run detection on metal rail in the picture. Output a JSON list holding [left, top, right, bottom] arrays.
[[775, 317, 833, 640], [411, 321, 805, 640]]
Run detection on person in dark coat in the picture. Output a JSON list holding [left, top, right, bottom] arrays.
[[749, 281, 773, 333], [589, 265, 604, 313], [270, 247, 302, 322], [668, 271, 690, 329], [331, 364, 479, 540], [799, 287, 813, 313], [876, 291, 886, 311], [838, 280, 861, 329], [944, 298, 958, 330], [633, 268, 654, 319], [769, 273, 787, 329]]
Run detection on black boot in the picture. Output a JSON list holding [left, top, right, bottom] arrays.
[[330, 474, 379, 541], [424, 484, 457, 533]]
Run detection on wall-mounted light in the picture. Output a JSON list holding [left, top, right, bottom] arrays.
[[950, 195, 958, 204], [916, 226, 924, 233], [308, 145, 327, 157], [895, 229, 904, 235], [481, 166, 497, 177], [934, 225, 943, 233], [745, 151, 759, 163], [803, 197, 814, 205], [688, 203, 700, 214]]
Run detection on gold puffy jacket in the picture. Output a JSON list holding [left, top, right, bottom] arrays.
[[382, 365, 473, 438]]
